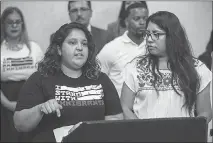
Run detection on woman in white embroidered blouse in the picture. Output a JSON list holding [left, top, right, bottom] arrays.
[[120, 11, 212, 123]]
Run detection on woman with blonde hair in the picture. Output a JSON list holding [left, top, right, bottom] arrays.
[[1, 7, 43, 142]]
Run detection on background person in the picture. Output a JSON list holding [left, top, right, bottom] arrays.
[[105, 1, 148, 43], [1, 6, 43, 142], [97, 3, 149, 97]]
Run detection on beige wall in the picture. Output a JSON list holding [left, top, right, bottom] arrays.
[[1, 1, 212, 57]]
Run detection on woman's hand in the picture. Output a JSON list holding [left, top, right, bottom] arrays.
[[40, 99, 63, 117], [8, 101, 17, 112], [1, 91, 17, 112]]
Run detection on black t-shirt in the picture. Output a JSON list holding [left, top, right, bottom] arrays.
[[1, 80, 26, 101], [16, 71, 122, 139]]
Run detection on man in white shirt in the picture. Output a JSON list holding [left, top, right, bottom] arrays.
[[97, 2, 149, 97]]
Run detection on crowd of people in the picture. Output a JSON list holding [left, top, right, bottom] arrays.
[[1, 1, 212, 142]]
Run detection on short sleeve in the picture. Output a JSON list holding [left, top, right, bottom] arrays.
[[15, 72, 45, 111], [196, 61, 212, 93], [30, 41, 44, 64], [124, 60, 137, 93], [100, 73, 122, 116], [97, 43, 116, 75]]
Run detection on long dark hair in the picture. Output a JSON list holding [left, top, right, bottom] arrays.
[[1, 7, 31, 52], [119, 1, 148, 28], [144, 11, 200, 116], [38, 22, 100, 80]]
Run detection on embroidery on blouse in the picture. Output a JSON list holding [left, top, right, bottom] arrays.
[[135, 57, 201, 91]]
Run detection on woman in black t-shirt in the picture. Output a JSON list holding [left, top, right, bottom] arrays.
[[14, 22, 123, 142]]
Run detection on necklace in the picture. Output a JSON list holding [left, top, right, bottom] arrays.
[[5, 41, 23, 51]]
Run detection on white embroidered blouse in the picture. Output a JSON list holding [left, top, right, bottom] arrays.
[[124, 56, 212, 119]]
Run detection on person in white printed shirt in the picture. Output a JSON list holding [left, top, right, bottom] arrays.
[[121, 11, 212, 124], [97, 3, 149, 97], [1, 7, 44, 142]]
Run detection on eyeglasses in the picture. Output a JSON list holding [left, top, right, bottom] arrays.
[[5, 20, 23, 26], [145, 30, 166, 41], [69, 7, 90, 14]]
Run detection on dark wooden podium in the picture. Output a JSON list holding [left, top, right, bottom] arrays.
[[62, 117, 208, 142]]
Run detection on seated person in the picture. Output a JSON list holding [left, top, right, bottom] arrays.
[[13, 22, 123, 142], [120, 11, 212, 123]]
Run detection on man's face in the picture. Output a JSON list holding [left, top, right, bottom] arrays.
[[68, 1, 92, 27], [126, 7, 149, 38]]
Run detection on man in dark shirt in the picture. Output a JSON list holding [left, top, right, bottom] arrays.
[[51, 1, 107, 55]]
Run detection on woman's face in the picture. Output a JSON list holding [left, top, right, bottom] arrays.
[[59, 28, 89, 70], [5, 11, 23, 40], [146, 21, 167, 57]]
